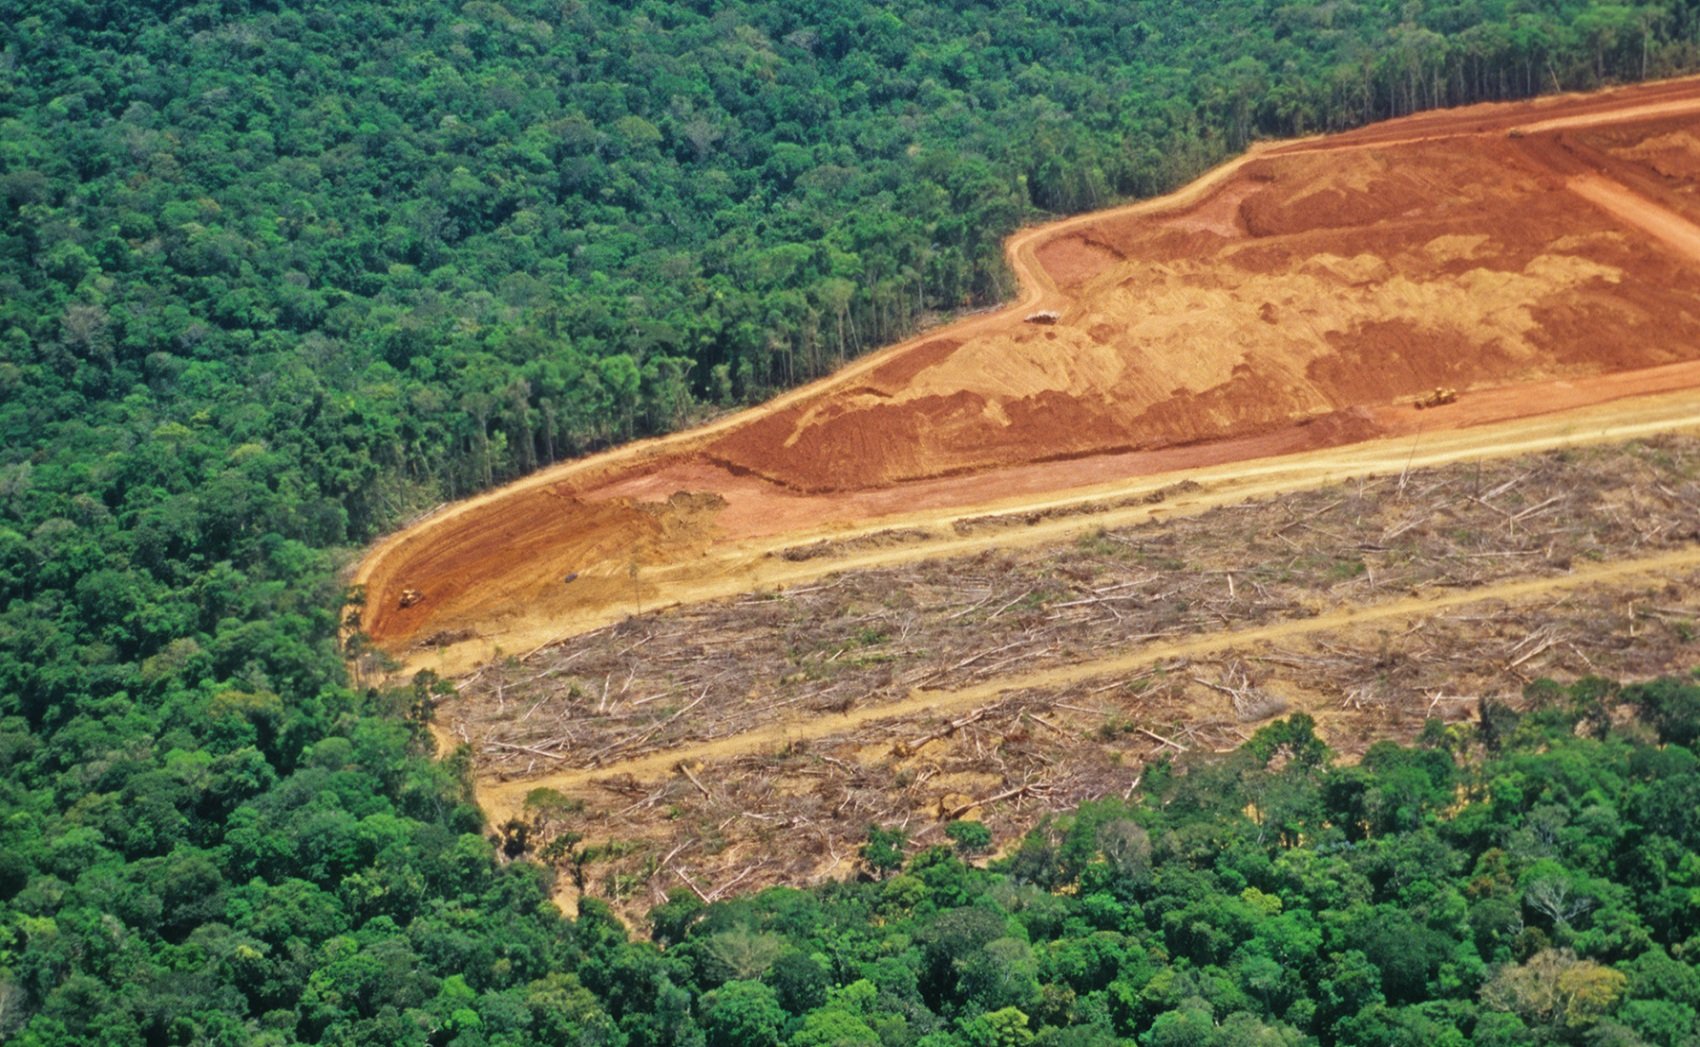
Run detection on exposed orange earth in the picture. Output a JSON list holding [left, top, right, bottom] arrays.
[[355, 77, 1700, 670]]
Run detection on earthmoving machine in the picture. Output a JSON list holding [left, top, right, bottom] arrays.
[[1414, 387, 1458, 409], [398, 588, 424, 608]]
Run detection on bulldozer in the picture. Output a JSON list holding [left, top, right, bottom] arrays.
[[1414, 387, 1457, 409], [398, 588, 424, 608]]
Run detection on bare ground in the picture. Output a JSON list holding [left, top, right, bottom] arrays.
[[354, 78, 1700, 666]]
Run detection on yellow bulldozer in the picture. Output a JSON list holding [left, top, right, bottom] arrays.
[[1414, 387, 1457, 409]]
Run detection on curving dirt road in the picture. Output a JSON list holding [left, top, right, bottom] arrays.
[[355, 75, 1700, 679]]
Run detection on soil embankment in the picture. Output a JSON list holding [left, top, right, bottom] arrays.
[[355, 76, 1700, 673]]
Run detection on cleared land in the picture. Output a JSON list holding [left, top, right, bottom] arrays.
[[459, 437, 1700, 912], [349, 80, 1700, 914], [460, 441, 1700, 777], [356, 77, 1700, 673]]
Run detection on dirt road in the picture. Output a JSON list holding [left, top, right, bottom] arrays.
[[1566, 173, 1700, 257], [355, 75, 1700, 677]]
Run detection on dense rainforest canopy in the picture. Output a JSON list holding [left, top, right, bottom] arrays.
[[2, 0, 1700, 1043]]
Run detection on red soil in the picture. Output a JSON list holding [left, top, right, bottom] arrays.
[[355, 77, 1700, 660]]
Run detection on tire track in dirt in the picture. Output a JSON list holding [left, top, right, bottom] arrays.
[[476, 543, 1700, 817]]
